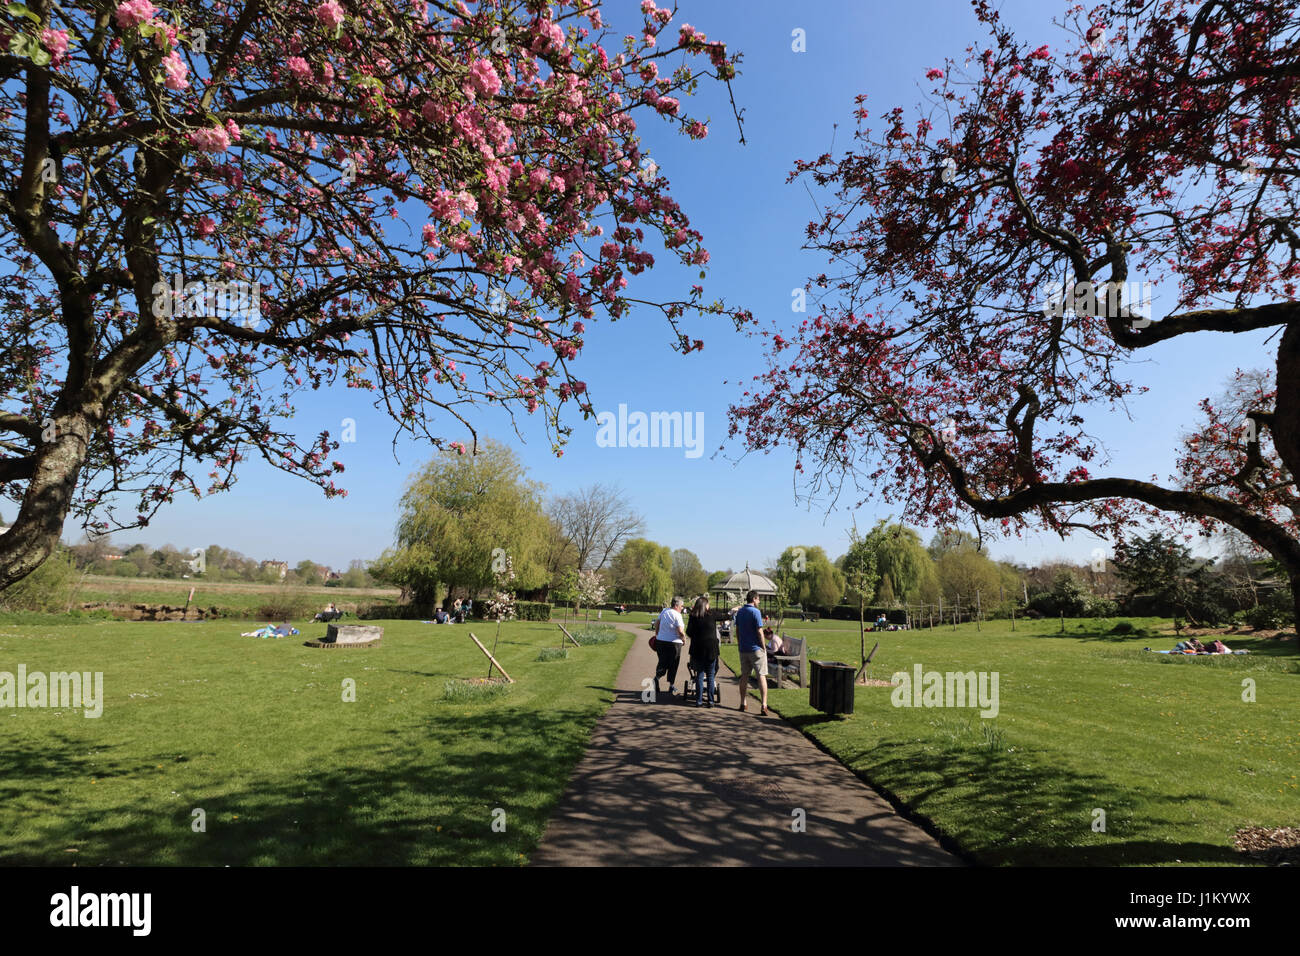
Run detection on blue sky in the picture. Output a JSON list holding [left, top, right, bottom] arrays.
[[69, 0, 1277, 572]]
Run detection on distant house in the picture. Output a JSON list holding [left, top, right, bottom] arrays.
[[104, 554, 124, 561], [260, 560, 289, 580]]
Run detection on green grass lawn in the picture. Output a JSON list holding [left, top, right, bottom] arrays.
[[723, 618, 1300, 866], [0, 617, 628, 865]]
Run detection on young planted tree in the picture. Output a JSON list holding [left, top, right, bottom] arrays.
[[0, 0, 743, 588], [484, 553, 516, 676], [730, 0, 1300, 641], [574, 566, 606, 622], [841, 521, 880, 680]]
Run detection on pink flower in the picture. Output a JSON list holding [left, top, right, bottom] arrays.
[[313, 0, 345, 30], [421, 223, 440, 246], [469, 58, 502, 96], [189, 126, 231, 153], [686, 120, 708, 139], [195, 216, 216, 238], [286, 56, 312, 84], [42, 28, 69, 63], [430, 189, 461, 224], [926, 68, 944, 80], [536, 19, 565, 52], [162, 51, 189, 90], [113, 0, 156, 29]]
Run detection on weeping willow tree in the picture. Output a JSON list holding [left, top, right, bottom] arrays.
[[372, 440, 552, 607]]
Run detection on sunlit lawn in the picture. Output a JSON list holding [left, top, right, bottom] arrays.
[[0, 617, 627, 865], [724, 617, 1300, 865]]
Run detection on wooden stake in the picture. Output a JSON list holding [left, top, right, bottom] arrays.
[[557, 623, 581, 648], [468, 631, 514, 683]]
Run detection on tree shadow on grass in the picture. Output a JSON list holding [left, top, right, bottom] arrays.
[[1031, 629, 1155, 643], [0, 707, 601, 866], [818, 734, 1243, 866]]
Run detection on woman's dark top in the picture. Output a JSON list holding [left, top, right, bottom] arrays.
[[686, 613, 719, 664]]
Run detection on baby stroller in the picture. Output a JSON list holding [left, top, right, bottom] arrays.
[[683, 659, 722, 705]]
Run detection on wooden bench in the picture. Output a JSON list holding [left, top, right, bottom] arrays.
[[770, 635, 807, 688]]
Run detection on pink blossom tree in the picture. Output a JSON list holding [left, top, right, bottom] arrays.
[[731, 0, 1300, 625], [0, 0, 743, 587]]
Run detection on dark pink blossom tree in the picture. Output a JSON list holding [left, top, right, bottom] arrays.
[[731, 0, 1300, 624], [0, 0, 743, 587]]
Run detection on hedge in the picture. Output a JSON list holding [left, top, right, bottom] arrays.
[[515, 601, 552, 621]]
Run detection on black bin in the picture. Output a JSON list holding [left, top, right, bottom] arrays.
[[809, 660, 855, 715]]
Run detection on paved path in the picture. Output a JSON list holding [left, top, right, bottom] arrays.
[[532, 622, 958, 866]]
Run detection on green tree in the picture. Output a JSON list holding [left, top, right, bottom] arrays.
[[1113, 532, 1226, 629], [339, 560, 370, 589], [927, 528, 982, 560], [1113, 533, 1188, 603], [671, 548, 708, 599], [706, 569, 731, 590], [372, 440, 551, 606], [873, 524, 935, 606], [841, 522, 881, 676], [609, 538, 673, 605], [776, 545, 844, 609], [935, 548, 1002, 620]]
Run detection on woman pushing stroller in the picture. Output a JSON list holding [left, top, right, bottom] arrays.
[[686, 596, 719, 707]]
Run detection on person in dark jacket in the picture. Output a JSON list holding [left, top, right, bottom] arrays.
[[686, 596, 719, 707]]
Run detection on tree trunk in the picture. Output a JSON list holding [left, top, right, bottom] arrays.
[[0, 411, 95, 590], [1292, 580, 1300, 647]]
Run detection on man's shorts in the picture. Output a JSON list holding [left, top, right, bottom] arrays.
[[739, 647, 768, 678]]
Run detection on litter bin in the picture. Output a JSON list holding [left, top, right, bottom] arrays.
[[809, 660, 855, 715]]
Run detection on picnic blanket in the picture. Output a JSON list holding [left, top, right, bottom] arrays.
[[1148, 648, 1249, 655], [240, 624, 300, 638]]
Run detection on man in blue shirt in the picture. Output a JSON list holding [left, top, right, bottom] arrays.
[[734, 590, 769, 715]]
